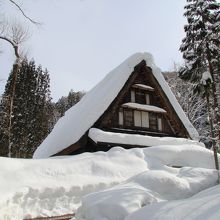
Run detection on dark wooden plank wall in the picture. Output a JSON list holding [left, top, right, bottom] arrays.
[[54, 60, 190, 156], [94, 60, 184, 137]]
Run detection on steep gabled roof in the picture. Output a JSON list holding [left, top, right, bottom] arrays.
[[33, 53, 199, 159]]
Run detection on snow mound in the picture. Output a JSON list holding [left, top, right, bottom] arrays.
[[76, 167, 217, 220], [143, 144, 215, 168], [126, 184, 220, 220], [34, 52, 199, 158], [0, 145, 218, 219], [0, 147, 151, 219]]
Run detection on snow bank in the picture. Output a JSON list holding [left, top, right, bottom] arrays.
[[0, 148, 151, 219], [34, 52, 198, 158], [1, 145, 218, 219], [143, 144, 215, 168], [75, 145, 219, 220], [89, 128, 204, 148], [76, 168, 217, 220], [126, 184, 220, 220]]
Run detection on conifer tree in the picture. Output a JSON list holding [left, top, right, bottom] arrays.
[[55, 90, 85, 118], [67, 90, 84, 110], [55, 96, 68, 117], [0, 59, 53, 158], [180, 0, 220, 169]]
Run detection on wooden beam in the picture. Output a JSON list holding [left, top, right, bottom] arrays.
[[96, 141, 150, 149], [24, 213, 74, 220]]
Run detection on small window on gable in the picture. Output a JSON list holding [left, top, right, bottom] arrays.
[[141, 111, 149, 128], [149, 112, 157, 130], [158, 117, 162, 131], [119, 108, 124, 126], [124, 109, 133, 127], [135, 90, 146, 104], [146, 94, 150, 105], [149, 113, 163, 131], [134, 110, 141, 127], [134, 110, 149, 128], [131, 90, 135, 102]]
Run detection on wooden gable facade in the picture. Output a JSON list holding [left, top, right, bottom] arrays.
[[54, 60, 191, 156]]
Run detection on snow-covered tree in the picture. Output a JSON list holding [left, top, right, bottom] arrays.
[[67, 90, 84, 110], [179, 0, 220, 169], [164, 72, 210, 144], [55, 90, 85, 118], [0, 59, 53, 158]]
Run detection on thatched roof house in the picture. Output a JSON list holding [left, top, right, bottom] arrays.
[[34, 53, 199, 158]]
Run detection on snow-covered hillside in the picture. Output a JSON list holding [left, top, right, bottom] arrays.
[[0, 144, 219, 220]]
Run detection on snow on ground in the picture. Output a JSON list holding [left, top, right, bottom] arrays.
[[76, 145, 218, 220], [76, 167, 217, 220], [0, 148, 150, 219], [143, 144, 216, 168], [126, 184, 220, 220], [0, 145, 219, 220]]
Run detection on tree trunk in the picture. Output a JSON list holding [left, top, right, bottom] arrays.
[[7, 60, 20, 157], [206, 92, 219, 174], [206, 44, 220, 137]]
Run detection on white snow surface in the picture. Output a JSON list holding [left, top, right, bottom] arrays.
[[126, 184, 220, 220], [33, 52, 199, 158], [132, 84, 154, 91], [89, 128, 204, 148], [77, 168, 217, 220], [1, 144, 219, 220], [122, 102, 167, 113], [201, 71, 212, 85]]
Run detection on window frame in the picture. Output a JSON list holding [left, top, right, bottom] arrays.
[[119, 108, 163, 132], [130, 88, 151, 105], [123, 108, 134, 127]]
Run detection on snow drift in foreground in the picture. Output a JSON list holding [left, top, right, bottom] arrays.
[[76, 167, 217, 220], [0, 145, 219, 220], [126, 184, 220, 220]]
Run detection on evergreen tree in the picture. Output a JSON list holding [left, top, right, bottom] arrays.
[[55, 96, 68, 117], [67, 89, 84, 110], [55, 90, 85, 118], [30, 67, 53, 154], [0, 59, 53, 158], [180, 0, 220, 169]]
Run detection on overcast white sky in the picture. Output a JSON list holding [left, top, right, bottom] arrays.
[[1, 0, 187, 101]]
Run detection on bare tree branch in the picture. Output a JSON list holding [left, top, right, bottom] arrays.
[[8, 0, 41, 25], [0, 22, 29, 60], [0, 36, 19, 58]]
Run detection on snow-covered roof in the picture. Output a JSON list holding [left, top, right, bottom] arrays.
[[132, 84, 154, 91], [33, 52, 199, 159], [89, 128, 203, 147], [122, 102, 167, 113]]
